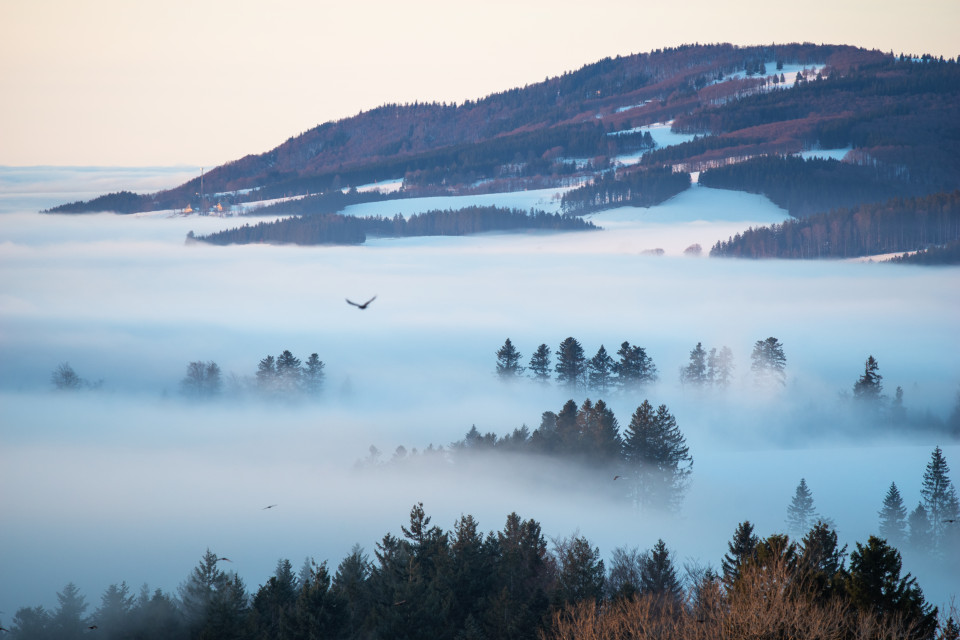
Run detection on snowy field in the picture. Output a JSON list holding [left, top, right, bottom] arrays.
[[1, 166, 959, 616]]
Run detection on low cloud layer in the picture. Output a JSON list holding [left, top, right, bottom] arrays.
[[1, 171, 959, 616]]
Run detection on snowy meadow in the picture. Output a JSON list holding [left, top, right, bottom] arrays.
[[1, 166, 958, 617]]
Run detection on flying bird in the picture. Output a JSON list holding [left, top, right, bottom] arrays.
[[216, 557, 233, 563], [87, 625, 98, 631], [262, 504, 277, 510], [346, 295, 377, 310], [613, 475, 622, 481]]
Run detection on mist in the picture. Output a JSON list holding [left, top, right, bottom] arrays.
[[1, 168, 958, 619]]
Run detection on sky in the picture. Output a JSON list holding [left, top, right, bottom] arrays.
[[2, 0, 959, 167], [1, 170, 959, 615]]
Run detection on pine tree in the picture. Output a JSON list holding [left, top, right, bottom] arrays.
[[710, 345, 735, 387], [528, 343, 552, 383], [332, 545, 371, 638], [722, 521, 759, 584], [552, 535, 605, 607], [878, 482, 908, 548], [250, 560, 298, 640], [276, 350, 302, 392], [621, 401, 692, 511], [680, 342, 708, 385], [921, 446, 960, 550], [799, 520, 847, 601], [302, 353, 325, 395], [94, 582, 135, 639], [614, 341, 658, 389], [256, 355, 277, 392], [786, 478, 817, 534], [639, 539, 683, 603], [845, 536, 938, 638], [908, 502, 933, 550], [495, 338, 524, 380], [587, 345, 614, 394], [51, 582, 88, 640], [853, 355, 884, 403], [577, 398, 622, 465], [554, 337, 587, 390], [750, 336, 786, 387]]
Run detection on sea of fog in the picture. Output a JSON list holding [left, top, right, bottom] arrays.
[[1, 167, 958, 618]]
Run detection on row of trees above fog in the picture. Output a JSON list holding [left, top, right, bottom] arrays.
[[8, 490, 957, 640], [191, 206, 597, 246], [495, 336, 787, 391]]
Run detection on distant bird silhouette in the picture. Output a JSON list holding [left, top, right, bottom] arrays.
[[613, 475, 622, 481], [346, 295, 377, 310], [216, 557, 233, 563], [87, 625, 98, 631], [262, 504, 277, 510]]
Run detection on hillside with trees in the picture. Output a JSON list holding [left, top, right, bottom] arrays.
[[43, 44, 960, 263], [710, 190, 960, 259], [192, 206, 597, 246]]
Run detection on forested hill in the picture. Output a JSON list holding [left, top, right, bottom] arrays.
[[710, 191, 960, 260], [49, 42, 926, 214]]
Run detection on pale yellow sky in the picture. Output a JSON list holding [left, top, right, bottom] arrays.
[[1, 0, 956, 167]]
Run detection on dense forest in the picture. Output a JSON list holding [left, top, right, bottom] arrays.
[[709, 190, 960, 259], [192, 207, 597, 246], [698, 156, 922, 218], [6, 443, 959, 640], [559, 167, 691, 214]]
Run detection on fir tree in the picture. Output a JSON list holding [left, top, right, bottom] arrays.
[[495, 338, 524, 380], [921, 446, 960, 550], [639, 539, 683, 604], [528, 343, 552, 383], [878, 482, 908, 548], [908, 502, 933, 550], [554, 337, 587, 390], [680, 342, 708, 385], [552, 535, 605, 607], [722, 520, 759, 584], [750, 336, 786, 387], [51, 582, 89, 640], [845, 536, 938, 638], [303, 353, 326, 395], [587, 345, 614, 394], [786, 478, 817, 535], [613, 341, 658, 389], [853, 355, 884, 403], [621, 401, 692, 511], [275, 350, 302, 392], [710, 345, 735, 387]]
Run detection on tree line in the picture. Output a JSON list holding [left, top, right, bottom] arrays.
[[698, 155, 924, 219], [192, 207, 598, 247], [496, 336, 787, 392], [708, 189, 960, 260], [558, 167, 691, 214], [6, 502, 956, 640]]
